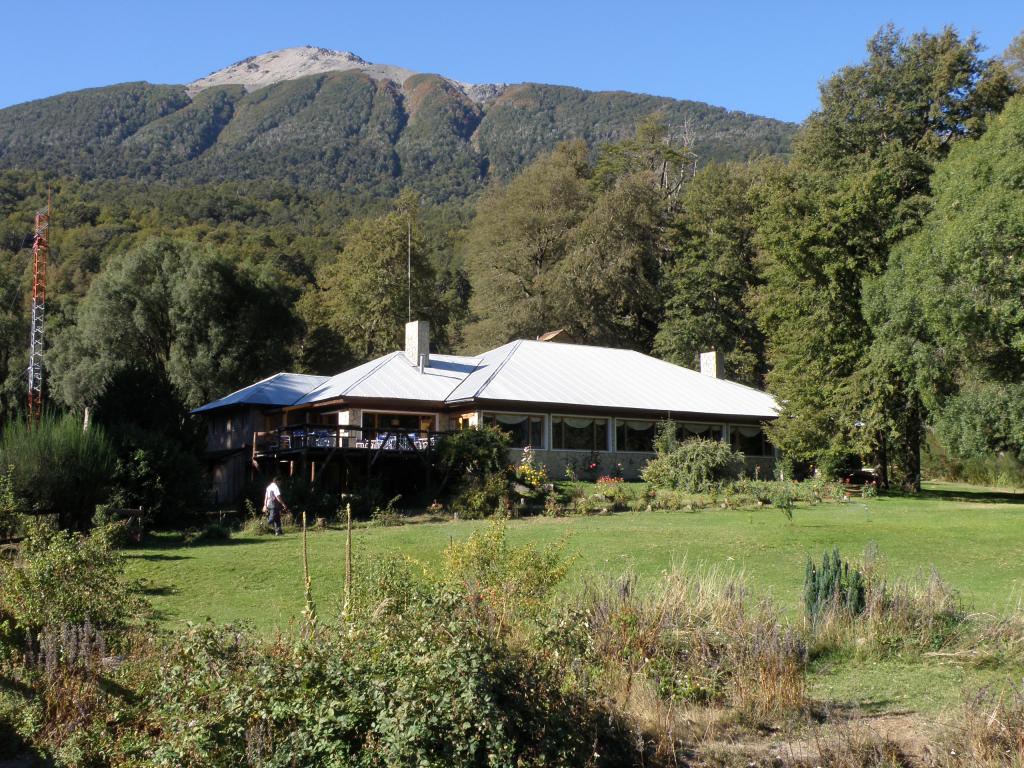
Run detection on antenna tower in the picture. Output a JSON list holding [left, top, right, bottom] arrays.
[[27, 194, 50, 421]]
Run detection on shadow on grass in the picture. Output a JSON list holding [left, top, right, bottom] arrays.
[[912, 487, 1024, 505], [140, 583, 178, 597], [125, 552, 190, 562], [131, 533, 278, 551]]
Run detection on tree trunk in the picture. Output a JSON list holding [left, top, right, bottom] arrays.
[[897, 400, 923, 493], [876, 430, 889, 489]]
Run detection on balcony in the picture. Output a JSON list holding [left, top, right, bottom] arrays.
[[253, 424, 448, 457]]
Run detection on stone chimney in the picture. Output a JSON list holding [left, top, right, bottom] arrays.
[[405, 320, 430, 367], [700, 350, 725, 378]]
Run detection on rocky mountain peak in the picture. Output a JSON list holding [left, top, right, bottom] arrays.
[[187, 45, 505, 103]]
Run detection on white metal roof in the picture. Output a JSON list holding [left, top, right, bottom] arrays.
[[191, 373, 329, 413], [445, 340, 778, 419], [293, 352, 481, 405], [195, 341, 779, 420]]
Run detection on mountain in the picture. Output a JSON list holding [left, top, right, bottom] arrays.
[[0, 46, 796, 201]]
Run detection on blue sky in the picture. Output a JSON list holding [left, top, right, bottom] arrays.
[[1, 0, 1019, 122]]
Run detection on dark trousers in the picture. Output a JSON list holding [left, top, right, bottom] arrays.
[[267, 503, 282, 534]]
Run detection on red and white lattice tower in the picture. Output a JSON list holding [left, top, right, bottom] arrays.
[[27, 196, 49, 421]]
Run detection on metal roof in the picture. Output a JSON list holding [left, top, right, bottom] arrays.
[[293, 352, 481, 405], [195, 342, 779, 420], [445, 340, 778, 419], [190, 373, 330, 414]]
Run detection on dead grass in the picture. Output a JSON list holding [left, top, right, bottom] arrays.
[[941, 684, 1024, 767], [578, 567, 808, 753]]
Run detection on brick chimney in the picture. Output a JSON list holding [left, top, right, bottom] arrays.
[[405, 320, 430, 367], [700, 350, 725, 378]]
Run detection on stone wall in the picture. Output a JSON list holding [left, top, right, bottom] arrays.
[[508, 448, 776, 481]]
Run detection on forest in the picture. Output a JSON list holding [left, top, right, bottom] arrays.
[[0, 25, 1022, 510]]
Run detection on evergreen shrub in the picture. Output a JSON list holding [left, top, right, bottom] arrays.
[[642, 438, 745, 492]]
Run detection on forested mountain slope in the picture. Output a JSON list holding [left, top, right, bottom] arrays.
[[0, 59, 795, 200]]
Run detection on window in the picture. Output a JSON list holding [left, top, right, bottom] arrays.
[[482, 413, 545, 448], [730, 425, 773, 456], [677, 422, 724, 442], [362, 412, 427, 439], [615, 419, 656, 452], [552, 416, 609, 451]]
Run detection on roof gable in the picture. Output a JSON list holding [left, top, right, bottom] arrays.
[[191, 373, 329, 414]]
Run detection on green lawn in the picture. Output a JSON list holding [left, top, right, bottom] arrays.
[[125, 481, 1024, 714], [128, 482, 1024, 631]]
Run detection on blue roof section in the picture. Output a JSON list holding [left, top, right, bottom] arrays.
[[190, 373, 330, 414]]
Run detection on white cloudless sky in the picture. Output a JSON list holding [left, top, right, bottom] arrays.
[[0, 0, 1019, 122]]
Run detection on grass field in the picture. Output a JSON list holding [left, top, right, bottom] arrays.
[[126, 481, 1024, 714]]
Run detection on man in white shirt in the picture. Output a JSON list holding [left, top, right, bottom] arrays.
[[263, 476, 289, 536]]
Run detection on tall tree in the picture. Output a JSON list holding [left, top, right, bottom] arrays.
[[1000, 30, 1024, 90], [552, 172, 668, 350], [865, 95, 1024, 464], [49, 238, 298, 411], [655, 161, 766, 386], [753, 26, 1014, 486], [461, 142, 593, 351], [299, 192, 438, 367]]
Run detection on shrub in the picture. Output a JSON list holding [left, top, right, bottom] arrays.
[[515, 445, 549, 489], [0, 414, 116, 530], [450, 471, 510, 519], [436, 425, 510, 483], [0, 470, 21, 540], [370, 495, 403, 527], [923, 429, 1024, 489], [440, 519, 571, 636], [0, 522, 145, 635], [804, 549, 866, 621], [807, 551, 967, 660], [106, 423, 207, 529], [642, 438, 745, 492], [653, 419, 678, 455], [141, 546, 629, 768]]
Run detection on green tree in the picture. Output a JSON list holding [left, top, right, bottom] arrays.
[[655, 161, 766, 386], [1000, 30, 1024, 89], [299, 192, 438, 366], [865, 95, 1024, 463], [552, 172, 668, 350], [753, 26, 1013, 487], [462, 141, 593, 351], [49, 238, 298, 410]]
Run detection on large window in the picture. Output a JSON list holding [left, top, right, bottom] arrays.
[[482, 413, 545, 449], [730, 425, 773, 457], [362, 412, 432, 439], [615, 419, 656, 452], [677, 422, 724, 442], [552, 416, 609, 451]]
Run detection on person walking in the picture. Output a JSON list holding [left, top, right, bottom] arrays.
[[263, 476, 289, 536]]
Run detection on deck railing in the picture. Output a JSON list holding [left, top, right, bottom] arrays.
[[254, 424, 449, 456]]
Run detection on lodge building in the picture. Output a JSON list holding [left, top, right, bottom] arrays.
[[193, 321, 779, 505]]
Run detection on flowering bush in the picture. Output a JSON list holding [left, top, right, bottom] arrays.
[[516, 446, 549, 489], [596, 476, 623, 486]]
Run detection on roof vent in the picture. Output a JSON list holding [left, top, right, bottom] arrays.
[[700, 350, 725, 378], [405, 320, 430, 367]]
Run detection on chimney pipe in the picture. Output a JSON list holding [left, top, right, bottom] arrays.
[[700, 350, 725, 378], [405, 320, 430, 367]]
